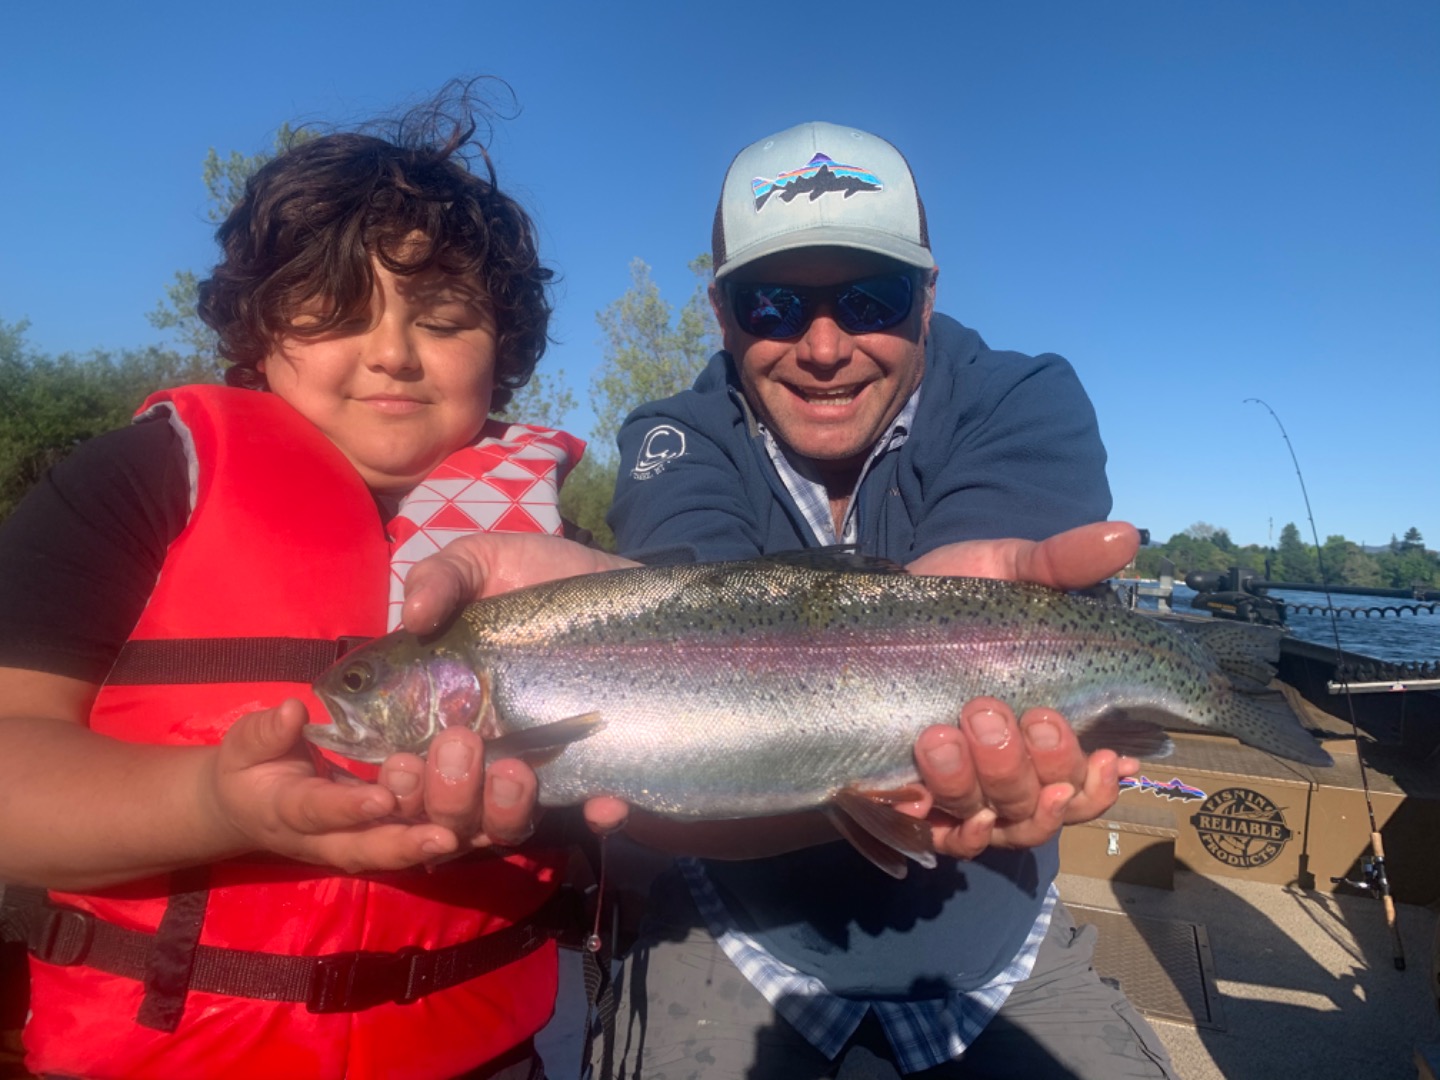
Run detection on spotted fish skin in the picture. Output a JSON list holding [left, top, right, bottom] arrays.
[[308, 558, 1332, 821]]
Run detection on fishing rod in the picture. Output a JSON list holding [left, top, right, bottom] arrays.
[[1244, 398, 1405, 971]]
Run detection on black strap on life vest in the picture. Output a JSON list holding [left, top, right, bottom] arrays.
[[91, 634, 374, 1028], [1, 881, 580, 1026], [105, 636, 374, 686], [135, 868, 211, 1031]]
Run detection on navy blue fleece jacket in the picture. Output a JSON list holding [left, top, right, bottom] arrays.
[[607, 313, 1113, 997]]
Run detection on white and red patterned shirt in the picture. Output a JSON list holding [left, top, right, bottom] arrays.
[[386, 421, 585, 629]]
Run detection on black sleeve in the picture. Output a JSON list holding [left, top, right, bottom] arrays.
[[0, 418, 191, 681]]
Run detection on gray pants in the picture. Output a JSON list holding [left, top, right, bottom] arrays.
[[593, 868, 1177, 1080]]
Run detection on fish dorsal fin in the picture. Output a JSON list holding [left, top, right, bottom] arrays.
[[826, 788, 938, 879], [764, 547, 907, 575], [1076, 709, 1177, 760], [1166, 620, 1281, 690], [484, 712, 605, 765]]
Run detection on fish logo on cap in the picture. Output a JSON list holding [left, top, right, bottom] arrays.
[[751, 153, 882, 212]]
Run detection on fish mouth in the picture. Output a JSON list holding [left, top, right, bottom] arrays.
[[307, 692, 390, 764]]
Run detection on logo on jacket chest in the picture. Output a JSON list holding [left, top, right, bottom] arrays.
[[631, 425, 688, 479]]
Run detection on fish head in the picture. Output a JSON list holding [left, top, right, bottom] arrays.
[[307, 633, 488, 764]]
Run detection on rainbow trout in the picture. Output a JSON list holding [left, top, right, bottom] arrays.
[[307, 556, 1332, 876]]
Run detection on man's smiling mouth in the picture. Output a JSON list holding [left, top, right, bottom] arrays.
[[792, 386, 863, 407]]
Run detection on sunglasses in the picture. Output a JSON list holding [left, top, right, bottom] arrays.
[[728, 273, 917, 340]]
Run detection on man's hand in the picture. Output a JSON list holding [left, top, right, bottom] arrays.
[[403, 533, 636, 634], [906, 520, 1140, 588], [904, 522, 1142, 857], [376, 729, 543, 850], [401, 533, 638, 838]]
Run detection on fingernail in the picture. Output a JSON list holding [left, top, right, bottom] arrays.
[[361, 795, 390, 817], [923, 741, 962, 773], [421, 838, 453, 855], [1026, 719, 1062, 750], [966, 709, 1010, 748], [490, 774, 522, 808], [384, 769, 420, 797], [436, 741, 473, 782]]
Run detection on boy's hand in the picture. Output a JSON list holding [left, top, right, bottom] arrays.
[[209, 700, 466, 871]]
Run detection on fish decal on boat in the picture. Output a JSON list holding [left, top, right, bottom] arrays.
[[1121, 776, 1208, 803]]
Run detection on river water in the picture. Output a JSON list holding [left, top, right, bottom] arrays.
[[1157, 584, 1440, 667]]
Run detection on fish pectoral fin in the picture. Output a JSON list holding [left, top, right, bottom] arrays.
[[826, 788, 938, 880], [484, 712, 605, 764], [1077, 710, 1176, 760]]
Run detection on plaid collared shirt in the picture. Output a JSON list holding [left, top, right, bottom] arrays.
[[700, 387, 1052, 1069], [759, 390, 920, 547], [680, 858, 1057, 1072]]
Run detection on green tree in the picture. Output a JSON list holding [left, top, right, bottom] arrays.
[[590, 255, 717, 454], [1386, 544, 1438, 589], [1161, 531, 1228, 577], [1132, 548, 1173, 579], [1337, 545, 1385, 589], [1318, 534, 1351, 585], [567, 254, 719, 546], [1272, 522, 1318, 583], [557, 453, 617, 552], [0, 320, 201, 520], [498, 369, 576, 432], [148, 128, 308, 379]]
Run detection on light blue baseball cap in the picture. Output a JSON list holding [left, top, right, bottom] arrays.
[[712, 121, 934, 280]]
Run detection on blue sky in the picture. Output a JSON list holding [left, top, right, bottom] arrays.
[[3, 2, 1436, 550]]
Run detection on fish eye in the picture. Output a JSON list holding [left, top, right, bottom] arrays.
[[340, 663, 373, 694]]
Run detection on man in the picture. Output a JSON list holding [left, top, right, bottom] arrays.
[[599, 121, 1179, 1078]]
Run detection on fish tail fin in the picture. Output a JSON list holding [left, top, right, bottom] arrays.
[[485, 711, 605, 765], [1172, 621, 1283, 691], [827, 789, 937, 879], [1215, 693, 1334, 767]]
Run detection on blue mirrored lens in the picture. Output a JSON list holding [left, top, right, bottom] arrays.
[[731, 274, 915, 339], [734, 285, 808, 339], [835, 276, 913, 333]]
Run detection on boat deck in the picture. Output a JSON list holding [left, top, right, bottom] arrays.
[[1062, 868, 1439, 1080], [535, 868, 1440, 1079], [1051, 713, 1440, 1079], [535, 717, 1440, 1079]]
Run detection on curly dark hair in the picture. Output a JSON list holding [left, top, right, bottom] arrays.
[[196, 80, 553, 414]]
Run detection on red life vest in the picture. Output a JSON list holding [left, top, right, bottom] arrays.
[[25, 385, 583, 1080]]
